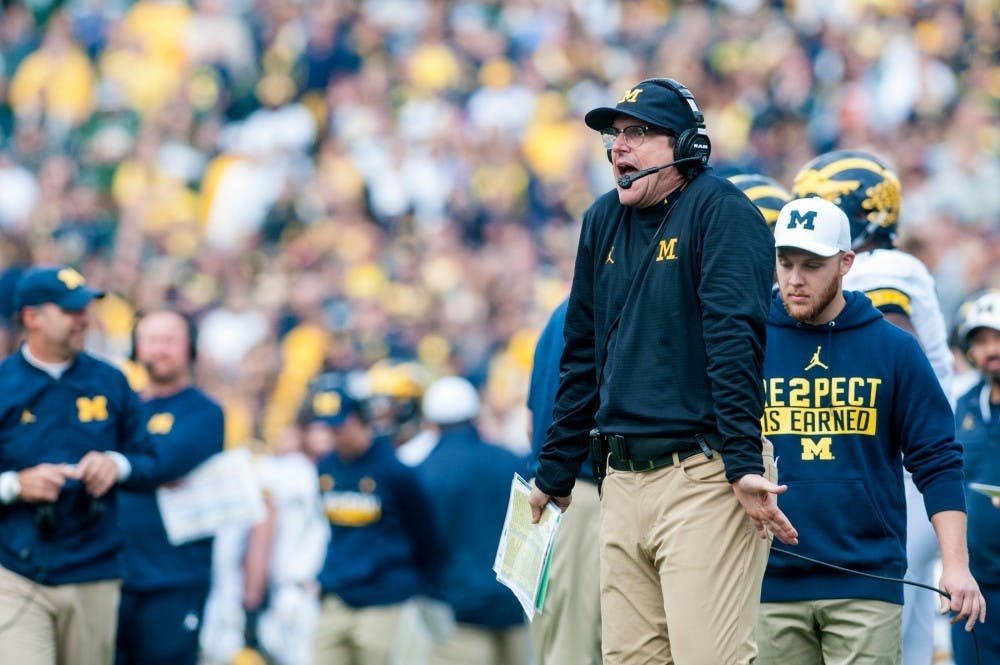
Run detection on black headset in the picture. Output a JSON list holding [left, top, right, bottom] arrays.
[[130, 309, 199, 362], [648, 78, 712, 174]]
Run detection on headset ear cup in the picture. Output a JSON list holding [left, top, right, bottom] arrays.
[[674, 129, 711, 175], [188, 317, 198, 362], [674, 129, 695, 162], [649, 78, 711, 175], [129, 310, 143, 362]]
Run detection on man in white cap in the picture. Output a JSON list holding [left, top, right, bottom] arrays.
[[416, 376, 529, 665], [950, 289, 1000, 664], [755, 198, 985, 664]]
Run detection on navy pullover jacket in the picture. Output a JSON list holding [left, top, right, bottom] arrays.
[[118, 386, 224, 591], [761, 290, 966, 605], [317, 436, 443, 607], [536, 170, 774, 496], [955, 380, 1000, 587], [417, 423, 525, 628], [0, 350, 158, 584]]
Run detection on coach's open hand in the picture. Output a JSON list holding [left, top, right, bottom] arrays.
[[733, 474, 798, 545]]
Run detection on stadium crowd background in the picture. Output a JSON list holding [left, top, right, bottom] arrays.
[[1, 0, 998, 454]]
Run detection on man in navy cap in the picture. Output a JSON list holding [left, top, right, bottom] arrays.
[[311, 383, 443, 665], [0, 265, 158, 665], [528, 78, 796, 664]]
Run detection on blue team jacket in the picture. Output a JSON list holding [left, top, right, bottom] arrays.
[[418, 423, 526, 628], [761, 291, 965, 605], [0, 350, 158, 584], [118, 386, 224, 591], [955, 381, 1000, 587], [316, 436, 443, 607]]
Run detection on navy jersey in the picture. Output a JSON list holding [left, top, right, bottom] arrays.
[[118, 386, 225, 591], [0, 350, 158, 584], [316, 436, 442, 607]]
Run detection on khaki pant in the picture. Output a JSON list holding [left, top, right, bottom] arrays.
[[0, 564, 120, 665], [529, 478, 602, 665], [600, 442, 775, 665], [756, 598, 902, 665], [313, 595, 405, 665], [429, 623, 529, 665]]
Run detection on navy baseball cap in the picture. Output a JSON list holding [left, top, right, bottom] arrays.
[[13, 266, 105, 312], [585, 78, 699, 134], [309, 386, 362, 427]]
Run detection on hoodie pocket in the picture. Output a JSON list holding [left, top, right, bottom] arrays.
[[769, 478, 901, 575]]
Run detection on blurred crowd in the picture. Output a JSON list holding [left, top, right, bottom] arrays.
[[1, 0, 998, 455]]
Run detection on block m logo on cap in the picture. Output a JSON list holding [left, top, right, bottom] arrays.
[[617, 87, 644, 104], [786, 209, 817, 230], [57, 268, 87, 290]]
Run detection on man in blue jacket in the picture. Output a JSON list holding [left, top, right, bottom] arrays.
[[313, 384, 443, 664], [116, 309, 224, 665], [757, 197, 985, 664], [0, 265, 158, 665], [418, 375, 528, 665], [951, 290, 1000, 665]]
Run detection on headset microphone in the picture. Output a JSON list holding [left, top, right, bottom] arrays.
[[617, 156, 703, 189]]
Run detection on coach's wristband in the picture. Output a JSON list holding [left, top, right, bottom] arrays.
[[0, 471, 21, 504]]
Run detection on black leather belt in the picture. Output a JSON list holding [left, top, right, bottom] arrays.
[[604, 433, 717, 472]]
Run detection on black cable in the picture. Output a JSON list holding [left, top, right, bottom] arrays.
[[771, 546, 982, 665]]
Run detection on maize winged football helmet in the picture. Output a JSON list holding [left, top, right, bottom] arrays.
[[728, 173, 792, 229], [792, 150, 901, 249]]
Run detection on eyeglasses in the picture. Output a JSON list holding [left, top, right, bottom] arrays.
[[600, 125, 661, 150]]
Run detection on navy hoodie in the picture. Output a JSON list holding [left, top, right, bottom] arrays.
[[761, 290, 965, 605]]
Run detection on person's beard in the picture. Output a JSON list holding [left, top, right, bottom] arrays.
[[983, 359, 1000, 386], [144, 360, 183, 387], [783, 277, 840, 323]]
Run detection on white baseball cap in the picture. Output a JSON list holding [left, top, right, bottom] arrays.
[[422, 376, 481, 425], [774, 197, 852, 257], [958, 290, 1000, 343]]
